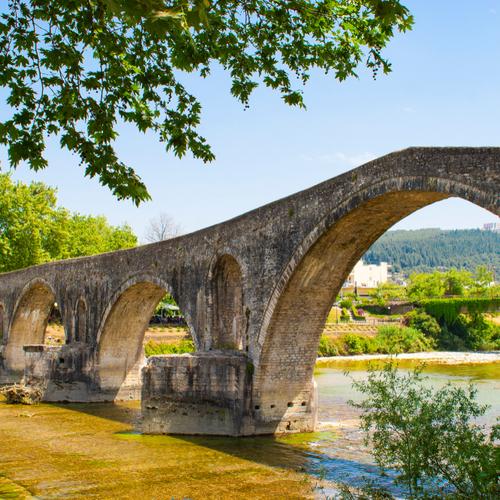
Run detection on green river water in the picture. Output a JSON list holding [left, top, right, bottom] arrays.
[[0, 360, 498, 499]]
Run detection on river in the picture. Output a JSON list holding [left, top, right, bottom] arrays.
[[0, 360, 498, 499]]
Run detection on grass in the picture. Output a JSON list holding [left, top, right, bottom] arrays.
[[144, 339, 195, 357], [318, 325, 434, 357]]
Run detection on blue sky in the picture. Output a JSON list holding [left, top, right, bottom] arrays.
[[1, 0, 499, 242]]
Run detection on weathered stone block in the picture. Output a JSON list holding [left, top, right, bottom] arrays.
[[23, 344, 96, 402], [141, 352, 251, 436]]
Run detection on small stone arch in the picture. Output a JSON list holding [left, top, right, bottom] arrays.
[[4, 279, 57, 373], [96, 275, 170, 399], [74, 298, 88, 343], [210, 254, 245, 350]]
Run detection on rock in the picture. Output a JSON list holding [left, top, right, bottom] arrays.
[[1, 383, 43, 404]]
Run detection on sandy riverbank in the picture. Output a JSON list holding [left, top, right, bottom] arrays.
[[317, 351, 500, 365]]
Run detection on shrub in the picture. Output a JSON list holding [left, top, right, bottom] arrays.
[[351, 305, 365, 321], [424, 308, 499, 351], [361, 304, 391, 315], [403, 308, 441, 340], [466, 313, 498, 351], [343, 334, 366, 355], [375, 325, 435, 354], [340, 307, 350, 322], [350, 363, 499, 498], [438, 325, 468, 351], [339, 298, 353, 310], [318, 327, 436, 358], [144, 339, 195, 357], [317, 335, 340, 357]]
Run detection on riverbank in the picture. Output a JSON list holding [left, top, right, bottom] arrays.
[[317, 350, 500, 365]]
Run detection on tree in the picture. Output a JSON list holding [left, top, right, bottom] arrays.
[[64, 214, 137, 256], [371, 281, 406, 306], [144, 212, 182, 242], [470, 265, 495, 296], [407, 271, 445, 301], [0, 1, 413, 204], [0, 173, 67, 271], [364, 229, 500, 275], [350, 363, 499, 498], [407, 268, 496, 302], [442, 268, 472, 296], [0, 173, 137, 272]]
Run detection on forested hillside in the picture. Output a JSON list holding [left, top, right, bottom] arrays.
[[363, 229, 499, 275]]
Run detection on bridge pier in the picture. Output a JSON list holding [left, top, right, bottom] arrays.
[[0, 346, 17, 385], [141, 352, 317, 436], [22, 344, 98, 401]]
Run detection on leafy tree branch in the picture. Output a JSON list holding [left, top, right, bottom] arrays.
[[0, 0, 413, 204]]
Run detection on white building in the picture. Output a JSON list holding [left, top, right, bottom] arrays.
[[344, 260, 390, 289]]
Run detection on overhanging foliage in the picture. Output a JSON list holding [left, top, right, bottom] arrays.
[[0, 0, 413, 204]]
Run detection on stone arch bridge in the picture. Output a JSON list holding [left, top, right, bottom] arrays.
[[0, 148, 498, 435]]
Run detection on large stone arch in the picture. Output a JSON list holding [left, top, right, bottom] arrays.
[[252, 175, 499, 428], [96, 275, 171, 400], [4, 279, 57, 374], [209, 254, 245, 350]]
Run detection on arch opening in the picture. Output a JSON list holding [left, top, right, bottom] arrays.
[[97, 281, 169, 399], [211, 255, 245, 350], [4, 281, 57, 373], [144, 293, 194, 356], [45, 302, 65, 345], [254, 190, 499, 417]]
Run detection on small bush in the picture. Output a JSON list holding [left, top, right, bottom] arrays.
[[343, 334, 376, 355], [375, 325, 435, 354], [350, 363, 499, 498], [339, 298, 353, 309], [144, 339, 195, 357], [466, 313, 499, 351], [438, 325, 468, 351], [317, 335, 340, 357], [340, 307, 350, 322], [403, 308, 441, 340], [351, 305, 365, 321], [317, 327, 436, 358], [428, 311, 499, 351], [343, 334, 365, 355]]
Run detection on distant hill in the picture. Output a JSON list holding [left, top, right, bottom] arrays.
[[363, 229, 500, 275]]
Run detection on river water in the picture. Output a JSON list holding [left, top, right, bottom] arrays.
[[0, 360, 498, 499], [313, 360, 500, 497]]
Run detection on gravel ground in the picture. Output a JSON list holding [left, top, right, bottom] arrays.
[[317, 351, 500, 364]]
